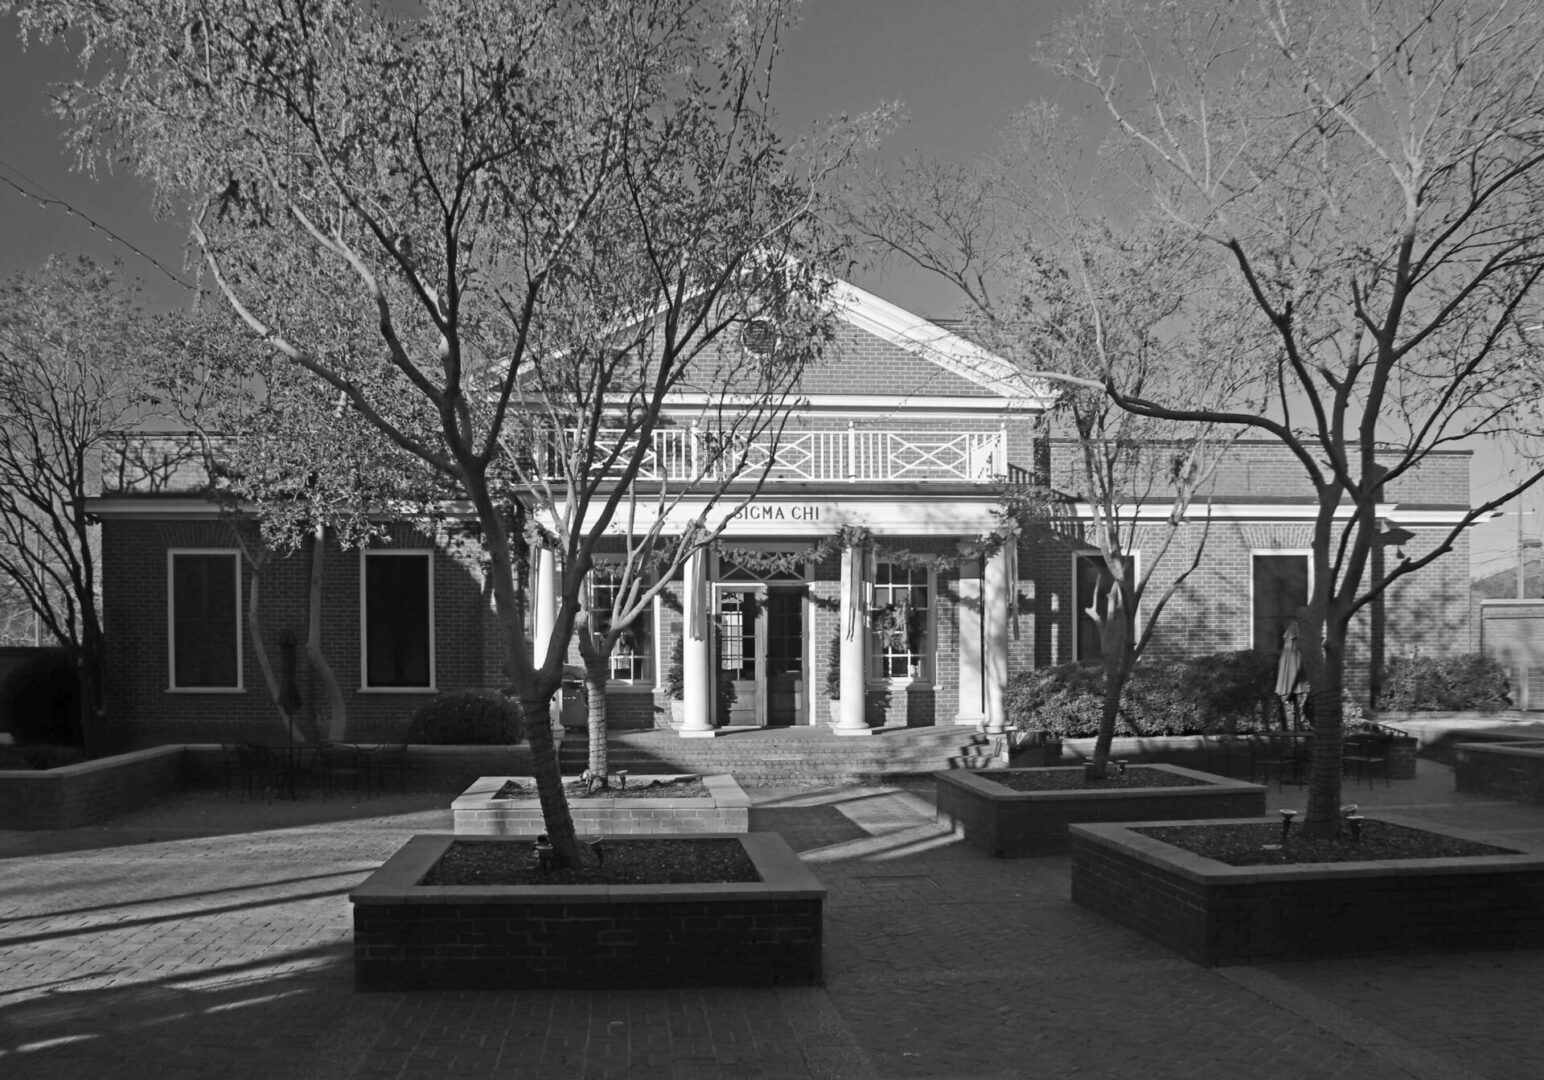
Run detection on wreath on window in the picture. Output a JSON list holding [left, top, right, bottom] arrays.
[[873, 599, 911, 651]]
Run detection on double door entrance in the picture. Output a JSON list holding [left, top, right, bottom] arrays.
[[714, 584, 807, 726]]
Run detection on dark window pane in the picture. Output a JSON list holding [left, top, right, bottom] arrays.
[[172, 554, 239, 687], [365, 555, 431, 687], [1254, 555, 1308, 652]]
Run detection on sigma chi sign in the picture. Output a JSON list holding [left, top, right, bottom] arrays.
[[732, 503, 822, 522]]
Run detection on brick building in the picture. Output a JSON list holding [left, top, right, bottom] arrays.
[[88, 281, 1477, 746]]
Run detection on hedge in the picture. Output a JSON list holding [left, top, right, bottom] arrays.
[[406, 691, 526, 745], [1376, 653, 1511, 713]]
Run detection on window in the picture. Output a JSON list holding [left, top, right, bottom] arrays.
[[168, 551, 241, 689], [871, 561, 930, 679], [589, 571, 653, 682], [362, 551, 434, 689], [1253, 553, 1309, 654], [1072, 551, 1139, 663]]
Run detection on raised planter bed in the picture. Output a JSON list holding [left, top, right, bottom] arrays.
[[935, 764, 1267, 857], [452, 773, 750, 835], [1069, 817, 1544, 966], [350, 832, 823, 990], [0, 746, 186, 828], [1454, 740, 1544, 803]]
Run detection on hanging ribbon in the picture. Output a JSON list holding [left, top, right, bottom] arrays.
[[1004, 523, 1020, 633], [688, 548, 709, 641]]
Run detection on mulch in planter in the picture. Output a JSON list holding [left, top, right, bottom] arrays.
[[1136, 819, 1517, 866], [491, 776, 708, 801], [421, 837, 759, 886], [985, 766, 1207, 793]]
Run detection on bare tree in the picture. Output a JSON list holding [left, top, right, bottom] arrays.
[[10, 0, 877, 864], [1044, 0, 1544, 835], [0, 256, 171, 755], [852, 110, 1257, 774]]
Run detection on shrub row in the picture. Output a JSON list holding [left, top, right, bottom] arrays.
[[0, 651, 81, 748], [1376, 653, 1511, 713], [406, 690, 526, 745], [1007, 649, 1385, 738]]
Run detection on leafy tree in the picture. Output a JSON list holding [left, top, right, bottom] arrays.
[[852, 110, 1258, 774], [1043, 0, 1544, 835], [9, 0, 873, 864], [0, 256, 173, 755]]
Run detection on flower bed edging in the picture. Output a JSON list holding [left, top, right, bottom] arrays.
[[350, 832, 823, 990], [935, 765, 1267, 857], [451, 773, 750, 835], [1069, 817, 1544, 967]]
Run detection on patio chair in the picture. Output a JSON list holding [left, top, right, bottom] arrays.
[[318, 743, 371, 801], [1343, 734, 1392, 788], [1254, 733, 1308, 789], [373, 740, 411, 795], [235, 742, 279, 802]]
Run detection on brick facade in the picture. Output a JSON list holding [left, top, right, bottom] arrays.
[[91, 285, 1480, 744]]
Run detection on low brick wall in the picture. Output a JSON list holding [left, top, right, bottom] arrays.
[[935, 765, 1267, 857], [1069, 818, 1544, 966], [0, 747, 186, 829], [1048, 733, 1417, 781], [1454, 740, 1544, 804], [453, 774, 750, 835], [351, 832, 824, 990]]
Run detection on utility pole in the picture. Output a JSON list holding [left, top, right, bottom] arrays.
[[1519, 505, 1542, 599]]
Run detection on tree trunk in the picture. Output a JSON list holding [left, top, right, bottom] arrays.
[[575, 620, 612, 783], [246, 563, 301, 741], [1090, 587, 1134, 776], [465, 465, 579, 869], [74, 627, 107, 759], [1301, 620, 1347, 839], [306, 526, 348, 742]]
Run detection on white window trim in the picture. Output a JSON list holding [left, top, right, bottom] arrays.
[[1250, 549, 1313, 652], [586, 572, 658, 689], [359, 549, 436, 693], [166, 548, 244, 692], [866, 553, 936, 686], [1070, 549, 1141, 663]]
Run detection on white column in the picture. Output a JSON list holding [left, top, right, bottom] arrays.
[[533, 547, 561, 727], [679, 549, 717, 738], [836, 542, 872, 735], [983, 543, 1010, 733], [956, 554, 985, 724]]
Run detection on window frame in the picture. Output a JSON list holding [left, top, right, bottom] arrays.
[[358, 549, 436, 693], [166, 549, 244, 692], [1070, 549, 1141, 664], [868, 557, 934, 683], [586, 569, 656, 687], [1250, 550, 1313, 653]]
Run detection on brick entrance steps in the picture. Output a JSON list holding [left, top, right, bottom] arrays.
[[558, 725, 999, 783]]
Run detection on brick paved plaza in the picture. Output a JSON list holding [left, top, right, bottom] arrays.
[[3, 759, 1544, 1079]]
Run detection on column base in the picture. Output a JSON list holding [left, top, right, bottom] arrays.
[[834, 726, 875, 737], [678, 728, 720, 739]]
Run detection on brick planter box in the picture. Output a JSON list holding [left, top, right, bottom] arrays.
[[452, 774, 750, 835], [1454, 740, 1544, 803], [0, 746, 186, 829], [935, 765, 1267, 857], [351, 832, 823, 990], [1069, 817, 1544, 966]]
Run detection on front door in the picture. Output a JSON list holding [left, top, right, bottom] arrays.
[[714, 584, 808, 726], [715, 586, 763, 726]]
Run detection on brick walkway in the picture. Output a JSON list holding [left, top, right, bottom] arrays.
[[3, 761, 1543, 1079]]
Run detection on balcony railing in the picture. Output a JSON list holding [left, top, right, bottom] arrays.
[[552, 424, 1006, 484]]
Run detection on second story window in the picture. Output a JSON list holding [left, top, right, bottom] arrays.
[[871, 561, 930, 680]]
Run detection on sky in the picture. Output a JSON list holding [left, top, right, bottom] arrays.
[[1, 0, 1538, 581]]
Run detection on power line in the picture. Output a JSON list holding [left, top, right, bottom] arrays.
[[0, 159, 196, 291]]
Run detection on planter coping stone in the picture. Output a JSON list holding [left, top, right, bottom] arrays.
[[937, 763, 1264, 803], [350, 832, 824, 907], [1069, 816, 1544, 886]]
